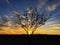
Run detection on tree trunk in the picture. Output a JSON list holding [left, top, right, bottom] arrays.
[[25, 29, 36, 35]]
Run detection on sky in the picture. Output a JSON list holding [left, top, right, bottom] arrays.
[[0, 0, 60, 34]]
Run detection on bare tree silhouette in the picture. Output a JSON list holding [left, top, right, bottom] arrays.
[[13, 8, 52, 35]]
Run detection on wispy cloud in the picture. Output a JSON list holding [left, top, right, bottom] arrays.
[[47, 2, 60, 11], [37, 0, 47, 11], [37, 0, 60, 12], [38, 20, 60, 30]]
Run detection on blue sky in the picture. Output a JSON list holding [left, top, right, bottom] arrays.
[[0, 0, 60, 30]]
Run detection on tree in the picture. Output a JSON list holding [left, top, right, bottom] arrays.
[[14, 8, 52, 35]]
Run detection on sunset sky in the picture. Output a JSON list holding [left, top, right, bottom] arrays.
[[0, 0, 60, 35]]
